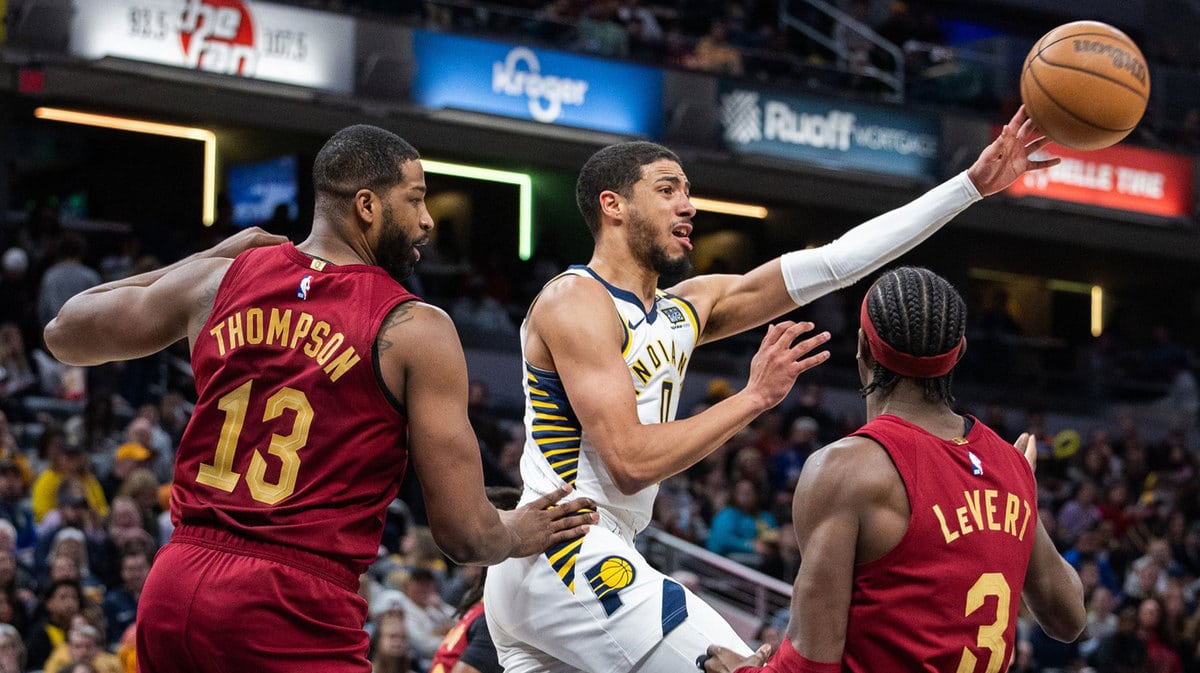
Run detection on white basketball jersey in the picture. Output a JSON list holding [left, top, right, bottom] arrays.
[[518, 266, 700, 536]]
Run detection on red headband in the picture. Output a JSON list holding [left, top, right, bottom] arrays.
[[860, 295, 964, 379]]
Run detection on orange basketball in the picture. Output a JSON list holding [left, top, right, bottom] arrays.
[[1020, 21, 1150, 151]]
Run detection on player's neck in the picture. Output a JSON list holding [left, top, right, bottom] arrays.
[[298, 224, 373, 267], [869, 388, 961, 438], [586, 253, 658, 307]]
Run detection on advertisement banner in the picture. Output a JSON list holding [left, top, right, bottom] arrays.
[[68, 0, 355, 93], [1006, 140, 1194, 219], [719, 84, 940, 178], [411, 30, 663, 138]]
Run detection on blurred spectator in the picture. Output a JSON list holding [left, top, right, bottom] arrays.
[[25, 578, 86, 670], [43, 528, 104, 602], [0, 623, 24, 673], [1057, 480, 1103, 548], [1080, 585, 1120, 659], [685, 20, 743, 75], [449, 274, 518, 349], [36, 234, 101, 330], [616, 0, 661, 42], [0, 248, 34, 348], [115, 468, 160, 545], [42, 622, 121, 673], [770, 416, 818, 502], [397, 567, 455, 671], [33, 481, 107, 586], [0, 459, 34, 553], [575, 1, 628, 58], [0, 323, 37, 407], [101, 441, 155, 504], [99, 237, 143, 283], [1089, 605, 1148, 672], [1137, 597, 1184, 673], [100, 548, 149, 647], [370, 610, 416, 673], [32, 444, 109, 525], [705, 478, 779, 572]]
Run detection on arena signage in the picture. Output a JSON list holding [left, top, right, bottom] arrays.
[[68, 0, 355, 93], [1005, 141, 1194, 218], [719, 85, 939, 178], [411, 30, 664, 138]]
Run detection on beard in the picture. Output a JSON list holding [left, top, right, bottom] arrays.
[[628, 210, 692, 286], [376, 203, 422, 282]]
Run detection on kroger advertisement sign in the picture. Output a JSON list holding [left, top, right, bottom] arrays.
[[68, 0, 355, 93], [412, 30, 663, 138], [720, 85, 939, 178]]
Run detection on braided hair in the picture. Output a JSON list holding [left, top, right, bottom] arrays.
[[860, 266, 967, 404]]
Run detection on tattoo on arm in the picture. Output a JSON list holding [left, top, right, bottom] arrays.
[[378, 302, 416, 353]]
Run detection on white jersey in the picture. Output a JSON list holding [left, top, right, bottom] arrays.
[[517, 265, 700, 537]]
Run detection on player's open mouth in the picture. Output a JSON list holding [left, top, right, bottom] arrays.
[[671, 223, 693, 250]]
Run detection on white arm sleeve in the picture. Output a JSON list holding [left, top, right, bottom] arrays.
[[781, 171, 982, 306]]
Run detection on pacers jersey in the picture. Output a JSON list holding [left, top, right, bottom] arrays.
[[174, 242, 416, 574], [844, 414, 1037, 673], [518, 265, 699, 536]]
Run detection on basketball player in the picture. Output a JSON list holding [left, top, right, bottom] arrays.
[[701, 267, 1085, 673], [42, 125, 597, 673], [484, 106, 1061, 672]]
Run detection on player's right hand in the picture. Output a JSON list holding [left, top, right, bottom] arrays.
[[1015, 432, 1038, 474], [744, 321, 830, 410], [499, 484, 598, 558], [702, 643, 771, 673]]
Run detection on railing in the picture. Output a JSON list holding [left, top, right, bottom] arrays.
[[638, 525, 793, 635], [779, 0, 904, 102]]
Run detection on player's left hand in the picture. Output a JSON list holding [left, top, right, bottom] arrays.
[[1014, 431, 1038, 474], [499, 484, 598, 557], [206, 226, 290, 260], [701, 643, 771, 673], [967, 105, 1061, 196]]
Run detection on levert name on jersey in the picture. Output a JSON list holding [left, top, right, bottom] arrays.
[[206, 306, 362, 383], [931, 488, 1034, 545]]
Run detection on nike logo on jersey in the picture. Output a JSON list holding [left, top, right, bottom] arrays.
[[627, 316, 645, 331]]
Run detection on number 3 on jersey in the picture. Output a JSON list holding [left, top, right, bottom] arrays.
[[196, 379, 313, 505], [956, 573, 1011, 673]]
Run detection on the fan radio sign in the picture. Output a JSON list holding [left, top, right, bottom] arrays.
[[69, 0, 355, 93]]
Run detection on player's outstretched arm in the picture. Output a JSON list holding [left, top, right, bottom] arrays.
[[531, 276, 829, 494], [44, 227, 287, 366], [672, 106, 1060, 347], [391, 302, 596, 565], [1015, 433, 1086, 642]]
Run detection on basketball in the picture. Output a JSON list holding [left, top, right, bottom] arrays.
[[599, 557, 634, 588], [1019, 21, 1150, 150]]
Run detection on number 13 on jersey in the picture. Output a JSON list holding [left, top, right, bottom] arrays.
[[196, 379, 313, 505]]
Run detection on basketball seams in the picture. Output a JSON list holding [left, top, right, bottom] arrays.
[[1027, 66, 1133, 133], [1029, 59, 1148, 103]]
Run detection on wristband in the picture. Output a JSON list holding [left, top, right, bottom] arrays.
[[732, 637, 840, 673]]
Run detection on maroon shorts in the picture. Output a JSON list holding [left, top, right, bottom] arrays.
[[137, 525, 369, 673]]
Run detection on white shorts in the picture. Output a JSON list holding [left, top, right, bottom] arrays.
[[484, 526, 751, 673]]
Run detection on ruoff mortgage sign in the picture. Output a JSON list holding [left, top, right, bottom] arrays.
[[68, 0, 355, 93], [720, 84, 939, 178]]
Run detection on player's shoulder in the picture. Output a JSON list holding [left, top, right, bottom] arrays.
[[379, 299, 453, 335], [801, 435, 898, 501], [529, 271, 613, 321]]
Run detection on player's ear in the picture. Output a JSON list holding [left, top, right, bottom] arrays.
[[354, 189, 377, 225], [598, 190, 624, 223]]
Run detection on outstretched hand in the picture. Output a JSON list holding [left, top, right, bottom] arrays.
[[744, 321, 831, 410], [206, 226, 290, 260], [702, 643, 771, 673], [499, 484, 598, 558], [967, 105, 1061, 197]]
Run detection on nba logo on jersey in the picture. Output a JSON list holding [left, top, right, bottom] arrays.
[[298, 275, 312, 300], [968, 451, 983, 476]]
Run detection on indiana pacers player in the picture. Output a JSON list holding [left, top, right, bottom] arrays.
[[485, 107, 1060, 672]]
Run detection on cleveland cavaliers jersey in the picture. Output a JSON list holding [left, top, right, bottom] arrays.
[[517, 266, 700, 536], [173, 243, 417, 573], [844, 414, 1037, 673]]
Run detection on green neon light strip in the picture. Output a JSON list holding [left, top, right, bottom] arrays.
[[423, 160, 534, 261]]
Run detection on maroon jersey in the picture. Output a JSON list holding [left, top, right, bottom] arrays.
[[843, 414, 1037, 673], [172, 243, 416, 574]]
